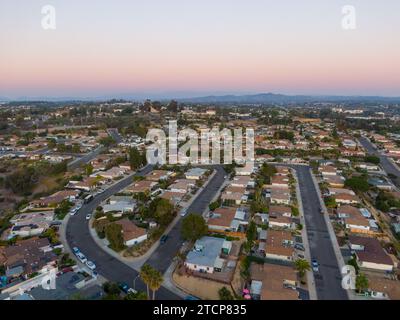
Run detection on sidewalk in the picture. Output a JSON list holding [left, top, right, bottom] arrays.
[[162, 260, 187, 299], [88, 169, 218, 271], [292, 169, 317, 300]]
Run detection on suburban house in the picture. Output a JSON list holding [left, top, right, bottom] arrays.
[[334, 193, 360, 205], [250, 263, 298, 300], [235, 163, 255, 176], [1, 238, 57, 278], [160, 191, 184, 206], [66, 177, 101, 192], [185, 168, 208, 180], [230, 176, 255, 188], [97, 167, 127, 180], [348, 236, 395, 272], [327, 188, 355, 197], [271, 176, 289, 188], [221, 192, 247, 205], [366, 276, 400, 300], [319, 165, 338, 176], [323, 175, 345, 188], [267, 211, 293, 229], [103, 197, 136, 214], [146, 170, 174, 182], [127, 180, 157, 194], [90, 155, 111, 172], [263, 230, 294, 261], [168, 179, 195, 194], [342, 139, 358, 149], [114, 218, 147, 246], [269, 205, 292, 217], [29, 190, 80, 208], [270, 187, 291, 205], [355, 163, 380, 172], [184, 236, 232, 274], [9, 211, 55, 238], [368, 177, 394, 191], [207, 207, 237, 232]]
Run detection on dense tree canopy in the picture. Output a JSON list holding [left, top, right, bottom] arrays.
[[105, 223, 125, 252], [181, 214, 208, 242]]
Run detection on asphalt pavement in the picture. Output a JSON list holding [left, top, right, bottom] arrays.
[[359, 136, 400, 186], [293, 165, 348, 300], [66, 165, 181, 299], [144, 166, 226, 273], [65, 164, 226, 299]]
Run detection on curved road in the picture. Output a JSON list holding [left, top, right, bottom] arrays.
[[66, 164, 226, 299]]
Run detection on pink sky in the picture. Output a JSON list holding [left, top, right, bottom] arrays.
[[1, 0, 399, 98]]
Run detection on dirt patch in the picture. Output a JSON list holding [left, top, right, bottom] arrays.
[[173, 271, 232, 300]]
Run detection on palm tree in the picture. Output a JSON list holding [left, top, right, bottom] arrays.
[[148, 268, 164, 300], [294, 259, 311, 279], [139, 264, 153, 299], [356, 273, 369, 293]]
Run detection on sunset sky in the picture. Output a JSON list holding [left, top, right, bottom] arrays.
[[0, 0, 399, 99]]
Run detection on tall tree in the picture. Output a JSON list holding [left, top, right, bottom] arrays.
[[356, 273, 369, 293], [218, 287, 234, 300], [181, 214, 208, 242], [139, 264, 152, 299], [244, 221, 257, 253], [129, 147, 144, 170], [148, 268, 164, 300], [105, 223, 125, 252], [294, 259, 311, 279]]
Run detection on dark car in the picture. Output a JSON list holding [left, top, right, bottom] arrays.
[[294, 244, 305, 251], [118, 282, 130, 294], [160, 235, 168, 244], [184, 295, 200, 300]]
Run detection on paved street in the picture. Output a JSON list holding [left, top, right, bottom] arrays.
[[145, 165, 226, 273], [67, 129, 121, 170], [293, 165, 348, 300], [107, 128, 123, 144], [66, 164, 226, 299], [359, 136, 400, 187], [67, 145, 106, 170], [66, 165, 181, 299]]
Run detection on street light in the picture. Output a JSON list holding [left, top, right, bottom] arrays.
[[133, 274, 140, 291]]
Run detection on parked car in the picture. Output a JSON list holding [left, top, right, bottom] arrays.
[[184, 295, 200, 300], [180, 209, 188, 217], [76, 252, 87, 264], [295, 244, 305, 251], [72, 247, 80, 254], [118, 282, 132, 294], [62, 267, 74, 274], [86, 261, 96, 270], [69, 208, 78, 216], [160, 235, 168, 244], [312, 259, 319, 272]]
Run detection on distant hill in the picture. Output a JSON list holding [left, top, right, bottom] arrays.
[[179, 93, 400, 104], [2, 92, 400, 104]]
